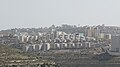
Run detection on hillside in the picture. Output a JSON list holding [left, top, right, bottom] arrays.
[[0, 44, 55, 66], [38, 49, 120, 67]]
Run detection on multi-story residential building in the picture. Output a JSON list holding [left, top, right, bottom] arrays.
[[111, 35, 120, 52]]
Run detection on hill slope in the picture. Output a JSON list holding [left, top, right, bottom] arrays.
[[0, 44, 53, 65]]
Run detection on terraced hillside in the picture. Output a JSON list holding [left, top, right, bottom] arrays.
[[38, 49, 120, 67], [0, 44, 56, 67]]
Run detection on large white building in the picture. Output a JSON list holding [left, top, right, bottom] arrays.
[[111, 35, 120, 52]]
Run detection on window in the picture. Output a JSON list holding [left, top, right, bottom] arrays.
[[116, 48, 119, 52]]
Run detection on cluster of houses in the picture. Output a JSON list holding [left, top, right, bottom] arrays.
[[1, 25, 120, 53]]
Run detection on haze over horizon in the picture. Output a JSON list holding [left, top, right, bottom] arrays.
[[0, 0, 120, 30]]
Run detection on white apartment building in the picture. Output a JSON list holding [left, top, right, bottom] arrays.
[[111, 35, 120, 52]]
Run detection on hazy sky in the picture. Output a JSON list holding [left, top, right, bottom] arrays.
[[0, 0, 120, 30]]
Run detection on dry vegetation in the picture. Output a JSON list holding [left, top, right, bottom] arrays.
[[0, 44, 39, 65]]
